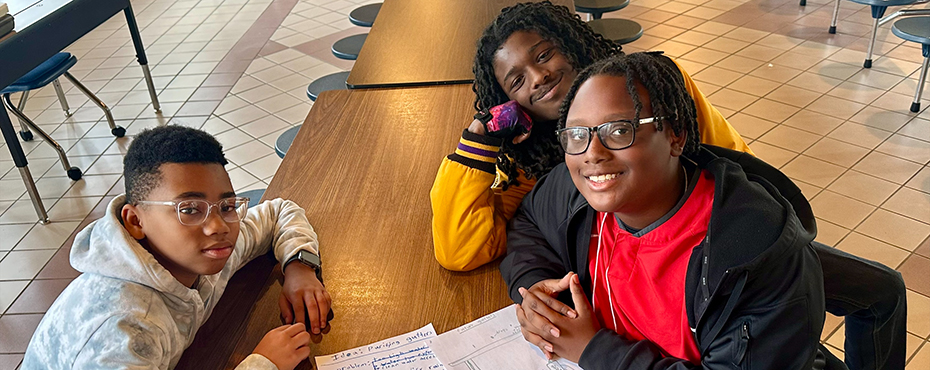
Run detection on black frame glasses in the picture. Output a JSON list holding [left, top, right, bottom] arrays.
[[556, 116, 665, 155], [136, 197, 250, 226]]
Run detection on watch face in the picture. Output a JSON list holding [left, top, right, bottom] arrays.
[[300, 250, 321, 266]]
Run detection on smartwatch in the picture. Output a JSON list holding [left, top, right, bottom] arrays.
[[283, 249, 323, 282]]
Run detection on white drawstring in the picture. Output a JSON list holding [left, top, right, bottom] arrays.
[[592, 212, 618, 331]]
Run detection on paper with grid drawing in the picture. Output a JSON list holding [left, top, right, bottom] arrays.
[[314, 324, 446, 370], [429, 305, 582, 370]]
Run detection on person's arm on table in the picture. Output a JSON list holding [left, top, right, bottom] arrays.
[[430, 123, 535, 272], [231, 198, 331, 334]]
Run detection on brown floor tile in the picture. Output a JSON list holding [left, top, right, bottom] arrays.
[[176, 100, 223, 117], [201, 72, 244, 88], [0, 354, 23, 370], [917, 236, 929, 258], [189, 86, 235, 102], [258, 40, 288, 57], [899, 255, 930, 297], [0, 314, 43, 353], [5, 279, 73, 315]]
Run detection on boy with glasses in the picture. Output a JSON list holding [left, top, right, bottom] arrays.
[[502, 53, 839, 369], [22, 126, 330, 370]]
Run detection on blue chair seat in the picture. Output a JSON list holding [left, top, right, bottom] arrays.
[[892, 16, 930, 45], [576, 0, 629, 19], [0, 53, 76, 94], [847, 0, 914, 8], [239, 188, 266, 208], [307, 71, 351, 101], [349, 3, 381, 27], [275, 125, 301, 159], [332, 34, 367, 60]]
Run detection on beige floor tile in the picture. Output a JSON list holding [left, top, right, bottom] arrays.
[[827, 82, 885, 105], [674, 59, 709, 76], [748, 141, 797, 169], [782, 155, 846, 188], [821, 313, 843, 341], [836, 232, 910, 270], [848, 106, 913, 132], [701, 37, 750, 53], [907, 166, 930, 194], [765, 85, 822, 108], [899, 117, 930, 142], [827, 121, 892, 150], [907, 334, 925, 363], [693, 66, 745, 87], [815, 219, 850, 247], [64, 174, 121, 198], [759, 125, 822, 153], [749, 63, 804, 83], [803, 137, 869, 167], [826, 323, 846, 353], [787, 71, 845, 94], [781, 110, 845, 136], [848, 68, 907, 91], [648, 24, 687, 39], [909, 341, 930, 370], [853, 151, 924, 184], [723, 27, 770, 43], [807, 95, 867, 121], [728, 113, 777, 139], [0, 249, 56, 280], [692, 21, 737, 35], [681, 47, 731, 65], [827, 170, 900, 206], [883, 187, 930, 225], [0, 224, 34, 252], [857, 208, 930, 251], [810, 190, 876, 229], [871, 91, 925, 113], [707, 87, 759, 111], [13, 222, 80, 251], [876, 134, 930, 165], [47, 197, 102, 222], [0, 281, 29, 314], [714, 55, 766, 74], [810, 60, 862, 81], [742, 98, 802, 123], [736, 44, 785, 61], [906, 290, 930, 337], [728, 75, 782, 97]]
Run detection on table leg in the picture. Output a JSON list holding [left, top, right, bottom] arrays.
[[0, 107, 49, 224], [124, 5, 161, 113]]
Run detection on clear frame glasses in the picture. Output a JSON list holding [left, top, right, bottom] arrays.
[[136, 197, 250, 226], [556, 116, 665, 155]]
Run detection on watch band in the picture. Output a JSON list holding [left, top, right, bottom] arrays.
[[283, 250, 323, 283]]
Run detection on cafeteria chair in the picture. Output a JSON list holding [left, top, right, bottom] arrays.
[[275, 125, 301, 158], [349, 3, 382, 27], [1, 52, 126, 180], [307, 71, 351, 101], [575, 0, 643, 44], [332, 34, 368, 60], [825, 0, 917, 68], [890, 16, 930, 112], [239, 188, 266, 208]]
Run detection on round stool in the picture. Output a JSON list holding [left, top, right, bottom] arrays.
[[332, 34, 367, 60], [349, 3, 382, 27], [576, 0, 629, 19], [275, 125, 301, 158], [588, 18, 643, 44], [239, 188, 266, 208], [307, 71, 351, 101], [891, 16, 930, 112]]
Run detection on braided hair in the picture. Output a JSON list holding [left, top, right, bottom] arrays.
[[472, 1, 621, 188], [558, 52, 701, 157]]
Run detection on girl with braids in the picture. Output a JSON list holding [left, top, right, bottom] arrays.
[[430, 1, 750, 272], [501, 52, 835, 369]]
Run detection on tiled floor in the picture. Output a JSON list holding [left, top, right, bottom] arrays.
[[0, 0, 928, 367]]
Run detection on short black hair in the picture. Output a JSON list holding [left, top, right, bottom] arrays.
[[472, 1, 621, 188], [559, 52, 701, 157], [123, 125, 228, 203]]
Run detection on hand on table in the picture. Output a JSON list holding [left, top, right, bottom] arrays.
[[516, 272, 600, 363], [253, 323, 312, 370], [280, 262, 332, 334]]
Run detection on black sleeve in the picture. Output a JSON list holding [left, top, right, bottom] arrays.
[[499, 169, 569, 303]]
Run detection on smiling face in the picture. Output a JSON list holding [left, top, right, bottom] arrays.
[[121, 162, 240, 287], [564, 74, 687, 229], [493, 31, 577, 122]]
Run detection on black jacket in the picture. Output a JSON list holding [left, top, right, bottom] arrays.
[[500, 145, 826, 370]]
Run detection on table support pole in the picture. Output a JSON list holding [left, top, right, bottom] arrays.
[[124, 5, 161, 113], [0, 108, 48, 224]]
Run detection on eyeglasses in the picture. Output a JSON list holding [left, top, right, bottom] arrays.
[[136, 197, 250, 226], [555, 116, 665, 155]]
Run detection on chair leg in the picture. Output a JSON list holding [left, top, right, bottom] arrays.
[[911, 55, 929, 113], [1, 94, 82, 180], [864, 17, 880, 68], [799, 0, 806, 6], [52, 79, 72, 117], [14, 91, 34, 141], [61, 72, 125, 138], [18, 166, 49, 224], [830, 0, 840, 34]]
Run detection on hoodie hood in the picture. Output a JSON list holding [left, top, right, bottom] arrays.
[[70, 195, 199, 301]]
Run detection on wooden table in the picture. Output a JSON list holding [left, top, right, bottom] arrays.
[[346, 0, 574, 88], [178, 85, 514, 369]]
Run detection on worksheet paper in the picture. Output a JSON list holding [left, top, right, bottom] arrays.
[[429, 305, 582, 370], [315, 324, 446, 370]]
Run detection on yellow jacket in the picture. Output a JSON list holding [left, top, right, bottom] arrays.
[[430, 59, 754, 271]]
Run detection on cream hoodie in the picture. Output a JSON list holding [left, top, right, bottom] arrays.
[[22, 195, 319, 369]]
